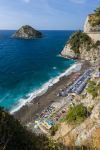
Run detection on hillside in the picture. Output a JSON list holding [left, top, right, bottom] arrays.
[[0, 107, 63, 150], [53, 68, 100, 149], [84, 7, 100, 33], [59, 7, 100, 149], [84, 7, 100, 42], [61, 7, 100, 63], [1, 106, 96, 150]]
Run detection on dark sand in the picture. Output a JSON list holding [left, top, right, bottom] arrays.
[[14, 60, 91, 124]]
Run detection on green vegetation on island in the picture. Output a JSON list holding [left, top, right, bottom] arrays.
[[12, 25, 42, 39]]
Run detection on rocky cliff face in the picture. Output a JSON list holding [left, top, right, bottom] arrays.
[[54, 71, 100, 149], [61, 8, 100, 63], [84, 16, 100, 42], [59, 8, 100, 149], [84, 16, 100, 33], [12, 25, 42, 39], [61, 44, 78, 59], [61, 31, 100, 64]]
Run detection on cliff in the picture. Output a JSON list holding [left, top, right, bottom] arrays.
[[54, 69, 100, 149], [12, 25, 42, 39], [61, 7, 100, 63], [61, 31, 100, 63], [59, 9, 100, 148], [84, 15, 100, 42]]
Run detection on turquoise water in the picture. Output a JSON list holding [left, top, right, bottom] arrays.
[[0, 30, 75, 112]]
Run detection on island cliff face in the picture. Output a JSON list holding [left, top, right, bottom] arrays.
[[61, 8, 100, 64], [12, 25, 42, 39]]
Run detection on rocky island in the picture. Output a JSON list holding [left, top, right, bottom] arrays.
[[12, 25, 42, 39], [61, 7, 100, 64]]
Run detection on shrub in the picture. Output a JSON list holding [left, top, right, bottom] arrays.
[[92, 40, 100, 49], [94, 7, 100, 15], [66, 104, 88, 124], [88, 80, 96, 86], [0, 107, 62, 150], [50, 124, 58, 136], [86, 80, 98, 98], [88, 106, 94, 113], [96, 83, 100, 93], [68, 31, 92, 54], [89, 7, 100, 27]]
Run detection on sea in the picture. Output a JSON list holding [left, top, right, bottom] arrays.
[[0, 30, 76, 113]]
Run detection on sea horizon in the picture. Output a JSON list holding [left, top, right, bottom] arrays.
[[0, 29, 77, 31]]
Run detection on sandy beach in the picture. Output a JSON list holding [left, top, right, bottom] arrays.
[[13, 60, 91, 124]]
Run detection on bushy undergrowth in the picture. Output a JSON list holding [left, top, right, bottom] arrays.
[[86, 80, 99, 98], [50, 124, 59, 136], [68, 31, 92, 54], [66, 104, 88, 124], [92, 40, 100, 49], [89, 7, 100, 27], [0, 107, 63, 150], [0, 106, 98, 150]]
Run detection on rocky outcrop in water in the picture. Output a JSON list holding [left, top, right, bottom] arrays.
[[12, 25, 42, 39]]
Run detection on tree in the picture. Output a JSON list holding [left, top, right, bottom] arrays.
[[0, 107, 63, 150], [66, 104, 88, 124], [94, 7, 100, 15]]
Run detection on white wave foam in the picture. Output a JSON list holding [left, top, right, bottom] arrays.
[[10, 62, 82, 114], [53, 66, 57, 70]]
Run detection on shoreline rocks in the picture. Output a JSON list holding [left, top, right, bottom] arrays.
[[61, 44, 78, 59]]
